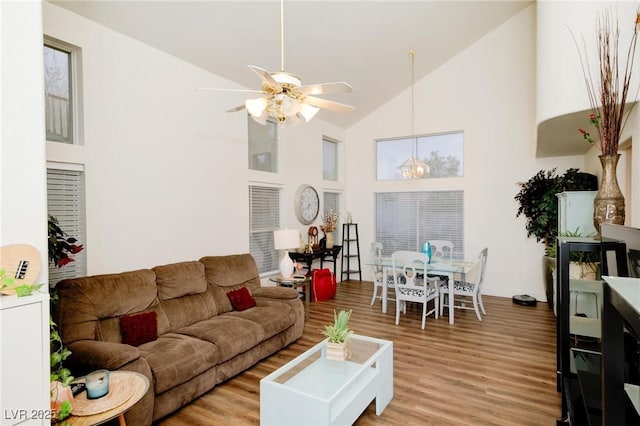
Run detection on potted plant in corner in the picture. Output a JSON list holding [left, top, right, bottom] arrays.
[[321, 309, 353, 361], [515, 168, 597, 309], [48, 214, 84, 423]]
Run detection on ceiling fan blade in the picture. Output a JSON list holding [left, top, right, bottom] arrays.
[[304, 96, 354, 113], [297, 82, 353, 96], [226, 104, 247, 113], [197, 87, 264, 94], [247, 65, 280, 89]]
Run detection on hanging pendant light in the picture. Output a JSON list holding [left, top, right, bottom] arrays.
[[399, 50, 429, 179]]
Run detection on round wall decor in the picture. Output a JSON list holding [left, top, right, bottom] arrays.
[[294, 184, 320, 225]]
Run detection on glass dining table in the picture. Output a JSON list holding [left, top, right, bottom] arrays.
[[371, 256, 477, 324]]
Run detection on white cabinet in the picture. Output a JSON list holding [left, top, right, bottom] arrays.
[[557, 191, 597, 236], [0, 293, 49, 425]]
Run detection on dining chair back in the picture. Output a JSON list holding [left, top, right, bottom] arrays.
[[391, 251, 439, 329], [370, 242, 395, 306], [440, 247, 488, 321], [426, 240, 454, 260]]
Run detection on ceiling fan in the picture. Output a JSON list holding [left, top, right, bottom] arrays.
[[198, 0, 354, 125]]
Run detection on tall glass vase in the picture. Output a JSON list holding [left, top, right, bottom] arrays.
[[593, 153, 625, 236]]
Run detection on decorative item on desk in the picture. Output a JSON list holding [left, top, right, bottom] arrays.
[[274, 228, 300, 278], [320, 210, 338, 249], [321, 309, 353, 361], [308, 226, 320, 251], [571, 7, 640, 233], [85, 369, 110, 399]]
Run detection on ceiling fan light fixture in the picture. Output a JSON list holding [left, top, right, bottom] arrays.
[[246, 97, 267, 117], [281, 95, 301, 116], [298, 103, 320, 122]]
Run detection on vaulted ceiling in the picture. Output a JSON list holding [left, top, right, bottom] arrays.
[[51, 1, 533, 129]]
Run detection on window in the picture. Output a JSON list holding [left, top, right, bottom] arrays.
[[249, 185, 281, 273], [323, 137, 338, 181], [323, 191, 341, 238], [248, 117, 278, 172], [47, 166, 87, 285], [44, 38, 81, 144], [376, 131, 464, 180], [375, 191, 464, 257]]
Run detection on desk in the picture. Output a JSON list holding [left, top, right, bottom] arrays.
[[67, 371, 149, 426], [289, 246, 342, 278], [270, 275, 311, 320], [371, 257, 476, 325]]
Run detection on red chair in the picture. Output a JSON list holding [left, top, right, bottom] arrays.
[[312, 268, 336, 301]]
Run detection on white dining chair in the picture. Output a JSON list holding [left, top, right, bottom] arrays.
[[370, 242, 394, 306], [391, 251, 439, 329], [426, 240, 454, 260], [440, 247, 488, 321]]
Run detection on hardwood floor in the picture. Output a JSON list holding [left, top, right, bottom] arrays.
[[156, 281, 560, 425]]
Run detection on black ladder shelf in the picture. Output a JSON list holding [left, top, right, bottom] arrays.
[[341, 223, 362, 281]]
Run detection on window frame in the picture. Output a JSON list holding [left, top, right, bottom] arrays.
[[248, 116, 279, 173], [249, 184, 282, 275], [322, 136, 339, 181], [44, 36, 84, 145], [376, 130, 464, 181]]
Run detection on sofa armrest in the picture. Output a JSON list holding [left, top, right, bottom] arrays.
[[67, 340, 141, 371], [252, 286, 300, 300]]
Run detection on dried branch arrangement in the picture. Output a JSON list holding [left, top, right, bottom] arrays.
[[573, 7, 640, 155]]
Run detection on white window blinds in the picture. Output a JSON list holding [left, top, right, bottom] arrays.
[[249, 186, 281, 273], [375, 191, 464, 257], [323, 191, 340, 239], [47, 168, 87, 285]]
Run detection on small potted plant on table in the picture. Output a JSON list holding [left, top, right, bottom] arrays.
[[321, 309, 353, 361]]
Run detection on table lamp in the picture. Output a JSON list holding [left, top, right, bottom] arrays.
[[274, 228, 300, 278]]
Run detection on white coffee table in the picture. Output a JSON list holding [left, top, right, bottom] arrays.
[[260, 334, 393, 425]]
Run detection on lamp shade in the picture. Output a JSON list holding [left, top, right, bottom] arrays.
[[274, 229, 300, 277], [274, 229, 300, 250]]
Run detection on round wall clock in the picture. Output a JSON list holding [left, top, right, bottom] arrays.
[[294, 184, 320, 225]]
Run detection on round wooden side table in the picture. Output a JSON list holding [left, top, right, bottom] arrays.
[[66, 371, 149, 426]]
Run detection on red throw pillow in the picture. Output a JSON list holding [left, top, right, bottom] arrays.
[[227, 287, 257, 311], [120, 311, 158, 346]]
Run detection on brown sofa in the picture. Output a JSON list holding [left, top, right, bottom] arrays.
[[53, 254, 305, 425]]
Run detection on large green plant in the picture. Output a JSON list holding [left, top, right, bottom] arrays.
[[515, 169, 562, 249], [515, 168, 597, 250]]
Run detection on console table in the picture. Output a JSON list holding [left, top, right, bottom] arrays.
[[289, 246, 341, 278]]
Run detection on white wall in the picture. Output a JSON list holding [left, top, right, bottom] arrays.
[[1, 0, 48, 282], [346, 5, 584, 300], [43, 2, 345, 274]]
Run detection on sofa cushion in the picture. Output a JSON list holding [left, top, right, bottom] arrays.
[[153, 261, 207, 300], [176, 316, 265, 364], [226, 301, 297, 341], [55, 269, 170, 344], [120, 311, 158, 346], [200, 254, 261, 314], [138, 333, 218, 394], [226, 287, 256, 311]]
